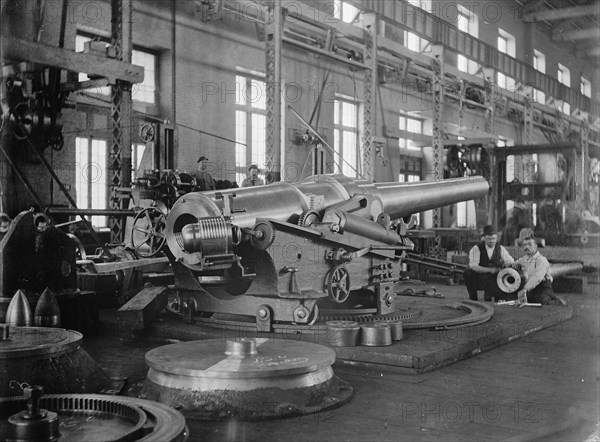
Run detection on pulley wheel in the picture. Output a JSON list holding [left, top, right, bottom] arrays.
[[250, 221, 275, 251], [131, 207, 167, 257], [324, 265, 351, 304], [143, 338, 353, 420]]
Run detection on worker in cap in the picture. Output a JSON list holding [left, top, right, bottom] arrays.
[[241, 164, 265, 187], [510, 230, 566, 306], [193, 155, 216, 191], [463, 225, 515, 302]]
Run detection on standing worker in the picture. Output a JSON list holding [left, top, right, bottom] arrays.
[[241, 164, 265, 187], [194, 155, 216, 191], [463, 225, 514, 301]]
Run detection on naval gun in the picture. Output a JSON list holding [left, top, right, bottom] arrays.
[[165, 174, 489, 330]]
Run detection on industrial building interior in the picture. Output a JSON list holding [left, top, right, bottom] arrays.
[[1, 0, 599, 440]]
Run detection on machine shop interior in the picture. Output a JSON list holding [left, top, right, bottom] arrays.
[[1, 0, 599, 441]]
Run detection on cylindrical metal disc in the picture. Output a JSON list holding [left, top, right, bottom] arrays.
[[145, 338, 335, 379], [497, 268, 521, 293], [0, 327, 82, 359]]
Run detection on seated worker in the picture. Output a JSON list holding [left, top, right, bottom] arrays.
[[241, 164, 265, 187], [464, 225, 514, 301], [512, 233, 567, 306]]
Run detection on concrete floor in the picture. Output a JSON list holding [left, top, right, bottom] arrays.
[[82, 269, 600, 441]]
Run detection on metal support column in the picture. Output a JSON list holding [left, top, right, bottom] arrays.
[[109, 0, 133, 243], [483, 67, 497, 225], [523, 86, 533, 145], [431, 45, 444, 239], [362, 13, 377, 181], [265, 0, 282, 183], [581, 119, 589, 202]]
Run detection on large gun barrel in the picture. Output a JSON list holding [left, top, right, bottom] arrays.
[[165, 174, 488, 270]]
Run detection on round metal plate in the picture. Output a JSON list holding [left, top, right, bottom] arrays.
[[145, 338, 336, 379], [0, 327, 82, 359]]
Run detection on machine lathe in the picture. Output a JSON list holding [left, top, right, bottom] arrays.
[[165, 174, 489, 330]]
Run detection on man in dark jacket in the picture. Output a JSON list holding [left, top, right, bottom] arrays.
[[464, 225, 514, 301]]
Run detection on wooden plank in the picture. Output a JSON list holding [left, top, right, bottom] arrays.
[[117, 286, 168, 331], [1, 36, 144, 84]]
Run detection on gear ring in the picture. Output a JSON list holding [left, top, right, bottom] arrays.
[[298, 210, 321, 227], [319, 310, 421, 323]]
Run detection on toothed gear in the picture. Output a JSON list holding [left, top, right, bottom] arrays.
[[298, 210, 321, 227], [318, 309, 420, 323]]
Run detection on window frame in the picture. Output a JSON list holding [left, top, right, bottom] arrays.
[[333, 96, 360, 177], [235, 72, 267, 184]]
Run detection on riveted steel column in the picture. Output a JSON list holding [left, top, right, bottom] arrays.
[[362, 12, 377, 181], [581, 119, 589, 200], [265, 0, 282, 183], [483, 68, 497, 224], [431, 45, 444, 239], [109, 0, 133, 243]]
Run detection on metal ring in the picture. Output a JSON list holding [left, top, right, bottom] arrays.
[[497, 268, 521, 293]]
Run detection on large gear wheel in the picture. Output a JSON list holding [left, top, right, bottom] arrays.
[[324, 265, 351, 304], [250, 221, 276, 251], [298, 210, 321, 227]]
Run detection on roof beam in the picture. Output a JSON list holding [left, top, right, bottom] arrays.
[[524, 4, 599, 22], [553, 26, 600, 41], [0, 36, 144, 84]]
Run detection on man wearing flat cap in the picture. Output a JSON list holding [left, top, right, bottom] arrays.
[[194, 155, 216, 191], [464, 225, 514, 301], [510, 230, 566, 306], [241, 164, 265, 187]]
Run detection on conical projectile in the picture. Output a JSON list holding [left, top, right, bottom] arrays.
[[34, 287, 61, 327], [5, 289, 33, 326]]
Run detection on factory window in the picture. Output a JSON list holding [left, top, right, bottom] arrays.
[[131, 50, 157, 104], [533, 49, 546, 74], [75, 137, 108, 228], [235, 74, 267, 183], [399, 115, 423, 151], [497, 29, 515, 91], [75, 34, 156, 104], [75, 35, 110, 96], [533, 88, 546, 105], [581, 77, 591, 98], [333, 97, 359, 177], [457, 5, 479, 75], [404, 30, 430, 53], [333, 1, 360, 24], [558, 63, 570, 88], [131, 143, 147, 181]]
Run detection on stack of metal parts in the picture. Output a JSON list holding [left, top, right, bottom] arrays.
[[1, 386, 188, 441], [143, 337, 353, 420], [326, 319, 404, 347]]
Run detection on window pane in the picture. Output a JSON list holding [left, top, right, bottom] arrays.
[[75, 137, 89, 209], [75, 35, 110, 95], [132, 50, 155, 104], [251, 114, 266, 166], [407, 118, 422, 133], [334, 129, 341, 174], [342, 102, 356, 127], [235, 110, 247, 175], [250, 79, 266, 109], [90, 139, 107, 227], [342, 130, 357, 177], [399, 116, 406, 131], [342, 2, 359, 23]]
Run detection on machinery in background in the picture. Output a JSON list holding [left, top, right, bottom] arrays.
[[164, 174, 489, 330]]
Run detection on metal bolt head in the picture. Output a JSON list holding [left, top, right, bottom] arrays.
[[258, 309, 267, 318], [296, 310, 306, 319]]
